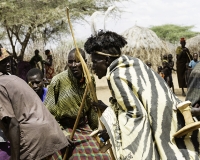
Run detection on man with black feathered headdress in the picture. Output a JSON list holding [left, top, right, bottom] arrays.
[[84, 30, 200, 160]]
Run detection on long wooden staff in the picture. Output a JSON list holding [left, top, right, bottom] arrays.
[[65, 7, 115, 160], [63, 85, 88, 159]]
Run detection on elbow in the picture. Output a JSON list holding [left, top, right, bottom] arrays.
[[10, 117, 19, 128]]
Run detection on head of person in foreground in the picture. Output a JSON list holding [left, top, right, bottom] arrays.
[[26, 68, 45, 98], [67, 48, 86, 81], [84, 30, 127, 79], [0, 48, 11, 74]]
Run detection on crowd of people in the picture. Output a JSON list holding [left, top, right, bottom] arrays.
[[146, 38, 199, 96], [1, 29, 200, 160]]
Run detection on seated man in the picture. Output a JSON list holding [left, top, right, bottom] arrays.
[[26, 68, 47, 102], [0, 47, 12, 160], [0, 47, 73, 160], [84, 30, 200, 159], [44, 48, 111, 159]]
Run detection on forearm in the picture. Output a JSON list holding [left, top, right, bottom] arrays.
[[9, 118, 20, 160], [191, 108, 200, 117]]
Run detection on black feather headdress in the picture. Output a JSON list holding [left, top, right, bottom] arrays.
[[84, 6, 127, 55], [84, 30, 127, 55]]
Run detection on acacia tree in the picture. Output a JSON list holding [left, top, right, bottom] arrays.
[[0, 0, 123, 60], [150, 24, 199, 44]]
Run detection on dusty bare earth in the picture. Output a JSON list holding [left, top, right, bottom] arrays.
[[95, 73, 185, 106]]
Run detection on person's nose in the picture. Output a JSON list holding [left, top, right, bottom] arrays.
[[33, 83, 38, 88], [72, 61, 77, 67]]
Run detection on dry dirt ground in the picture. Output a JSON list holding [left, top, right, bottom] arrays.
[[95, 73, 185, 106]]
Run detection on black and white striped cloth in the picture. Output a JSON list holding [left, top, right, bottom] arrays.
[[101, 55, 200, 160]]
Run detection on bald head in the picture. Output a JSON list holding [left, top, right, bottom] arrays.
[[68, 48, 86, 61], [67, 48, 86, 80]]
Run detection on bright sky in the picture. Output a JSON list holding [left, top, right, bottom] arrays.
[[73, 0, 200, 40]]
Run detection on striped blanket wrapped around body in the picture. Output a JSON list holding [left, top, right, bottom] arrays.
[[101, 55, 200, 160], [186, 62, 200, 106]]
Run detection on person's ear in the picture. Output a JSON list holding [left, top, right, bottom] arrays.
[[105, 57, 111, 66], [105, 56, 109, 61], [42, 78, 47, 83]]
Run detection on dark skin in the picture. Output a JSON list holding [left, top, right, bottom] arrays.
[[1, 83, 74, 160], [27, 73, 44, 98], [91, 53, 113, 79], [1, 117, 20, 160], [0, 55, 20, 159], [167, 55, 175, 93], [27, 73, 74, 158], [0, 52, 74, 159], [193, 53, 198, 62], [178, 41, 191, 60], [168, 56, 176, 71], [67, 50, 86, 81], [91, 52, 200, 141], [91, 53, 117, 141], [180, 41, 189, 53], [0, 56, 11, 74], [42, 51, 53, 66], [177, 41, 192, 96]]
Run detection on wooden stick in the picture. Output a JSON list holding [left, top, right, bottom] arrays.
[[66, 7, 115, 160], [63, 85, 88, 160]]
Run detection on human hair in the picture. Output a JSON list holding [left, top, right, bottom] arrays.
[[26, 68, 44, 82], [146, 61, 152, 66], [168, 54, 173, 58], [193, 53, 198, 57], [84, 30, 127, 56], [68, 48, 86, 60], [163, 54, 168, 59], [45, 49, 50, 55], [35, 49, 39, 55]]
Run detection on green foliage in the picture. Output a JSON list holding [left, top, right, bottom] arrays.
[[0, 0, 124, 60], [150, 24, 200, 43]]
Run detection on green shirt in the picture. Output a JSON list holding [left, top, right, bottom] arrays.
[[44, 69, 98, 130]]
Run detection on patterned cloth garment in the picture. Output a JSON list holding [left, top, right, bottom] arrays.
[[42, 150, 63, 160], [44, 69, 111, 159], [100, 55, 200, 160], [44, 69, 98, 130], [45, 54, 55, 79], [65, 124, 111, 160]]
